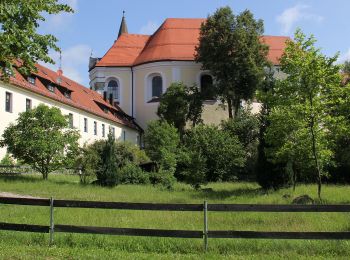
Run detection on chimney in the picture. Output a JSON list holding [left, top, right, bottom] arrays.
[[56, 69, 63, 85], [103, 91, 107, 101], [109, 93, 113, 105]]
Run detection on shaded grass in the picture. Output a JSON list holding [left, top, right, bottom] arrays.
[[1, 174, 350, 259]]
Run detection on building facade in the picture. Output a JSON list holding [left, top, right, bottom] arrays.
[[0, 64, 141, 159], [89, 17, 288, 129]]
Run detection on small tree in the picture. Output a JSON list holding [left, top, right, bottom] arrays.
[[97, 132, 119, 187], [0, 0, 73, 79], [265, 30, 343, 199], [0, 104, 80, 179], [195, 6, 268, 118], [157, 82, 203, 135], [144, 120, 180, 174]]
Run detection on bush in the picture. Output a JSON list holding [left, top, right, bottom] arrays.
[[149, 169, 176, 190], [0, 153, 16, 166], [144, 120, 180, 173], [183, 125, 246, 183], [119, 163, 150, 184], [96, 133, 119, 187], [221, 109, 259, 177], [75, 145, 100, 184], [180, 149, 207, 189]]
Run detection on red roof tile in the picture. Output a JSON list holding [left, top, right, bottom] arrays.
[[8, 64, 139, 130], [96, 34, 150, 67], [96, 18, 289, 67]]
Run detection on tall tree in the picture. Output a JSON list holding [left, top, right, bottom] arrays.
[[0, 0, 73, 79], [0, 104, 80, 179], [265, 30, 343, 199], [195, 6, 269, 118]]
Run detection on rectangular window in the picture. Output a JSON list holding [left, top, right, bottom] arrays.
[[68, 113, 74, 128], [27, 76, 35, 85], [109, 126, 115, 137], [102, 124, 105, 137], [5, 92, 12, 113], [84, 118, 88, 133], [26, 99, 32, 111], [64, 91, 71, 99], [94, 121, 97, 135]]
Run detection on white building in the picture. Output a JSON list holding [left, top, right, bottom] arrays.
[[0, 63, 141, 159]]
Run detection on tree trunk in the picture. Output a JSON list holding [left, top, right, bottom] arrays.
[[309, 115, 322, 200], [227, 98, 233, 119], [233, 98, 240, 118]]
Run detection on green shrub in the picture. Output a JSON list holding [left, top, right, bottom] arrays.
[[183, 124, 246, 182], [180, 149, 207, 189], [149, 169, 176, 190], [119, 163, 150, 184], [0, 153, 16, 166], [97, 133, 119, 187], [144, 120, 180, 174]]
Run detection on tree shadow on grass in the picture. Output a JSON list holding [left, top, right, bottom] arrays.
[[191, 186, 265, 200]]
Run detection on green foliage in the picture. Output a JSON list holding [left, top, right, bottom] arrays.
[[0, 153, 16, 166], [195, 6, 269, 117], [343, 60, 350, 74], [264, 29, 344, 199], [97, 132, 119, 187], [75, 145, 100, 185], [149, 169, 176, 190], [0, 0, 73, 79], [144, 121, 180, 173], [0, 104, 80, 179], [157, 82, 203, 134], [183, 125, 246, 183], [119, 163, 150, 184], [221, 108, 259, 176], [179, 148, 208, 189]]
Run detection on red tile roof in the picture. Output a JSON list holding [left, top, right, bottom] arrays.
[[7, 64, 139, 131], [95, 18, 289, 68], [96, 34, 150, 67]]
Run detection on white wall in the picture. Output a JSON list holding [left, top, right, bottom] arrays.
[[0, 82, 140, 159]]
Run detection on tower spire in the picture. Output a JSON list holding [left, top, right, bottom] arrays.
[[118, 11, 128, 38]]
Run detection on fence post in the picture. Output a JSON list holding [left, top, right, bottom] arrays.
[[49, 197, 54, 245], [203, 200, 208, 251]]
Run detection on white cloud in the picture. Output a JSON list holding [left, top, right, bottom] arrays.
[[46, 0, 78, 29], [139, 21, 159, 35], [42, 44, 91, 84], [276, 4, 323, 35]]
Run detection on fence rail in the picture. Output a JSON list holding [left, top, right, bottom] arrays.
[[1, 196, 350, 250]]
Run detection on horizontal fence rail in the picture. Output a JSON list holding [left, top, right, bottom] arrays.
[[1, 196, 350, 250]]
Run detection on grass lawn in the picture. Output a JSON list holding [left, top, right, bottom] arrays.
[[0, 174, 350, 259]]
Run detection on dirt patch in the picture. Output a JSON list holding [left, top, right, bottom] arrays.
[[0, 191, 44, 199]]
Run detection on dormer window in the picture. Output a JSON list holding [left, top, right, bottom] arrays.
[[47, 84, 55, 93], [64, 91, 71, 99], [27, 76, 35, 85], [4, 67, 14, 76]]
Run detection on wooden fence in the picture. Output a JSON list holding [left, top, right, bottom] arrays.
[[1, 197, 350, 250]]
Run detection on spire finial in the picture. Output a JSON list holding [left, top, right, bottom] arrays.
[[59, 50, 62, 70], [57, 50, 63, 84], [118, 11, 128, 38]]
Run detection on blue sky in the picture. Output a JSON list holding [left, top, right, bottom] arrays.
[[39, 0, 350, 86]]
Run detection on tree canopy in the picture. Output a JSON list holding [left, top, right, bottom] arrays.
[[264, 29, 346, 199], [0, 0, 73, 79], [195, 6, 269, 118], [0, 104, 80, 179]]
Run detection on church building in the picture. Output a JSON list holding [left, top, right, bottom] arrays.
[[89, 15, 288, 129]]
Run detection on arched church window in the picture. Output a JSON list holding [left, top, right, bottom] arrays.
[[200, 74, 215, 100], [107, 80, 119, 101], [152, 76, 162, 98]]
